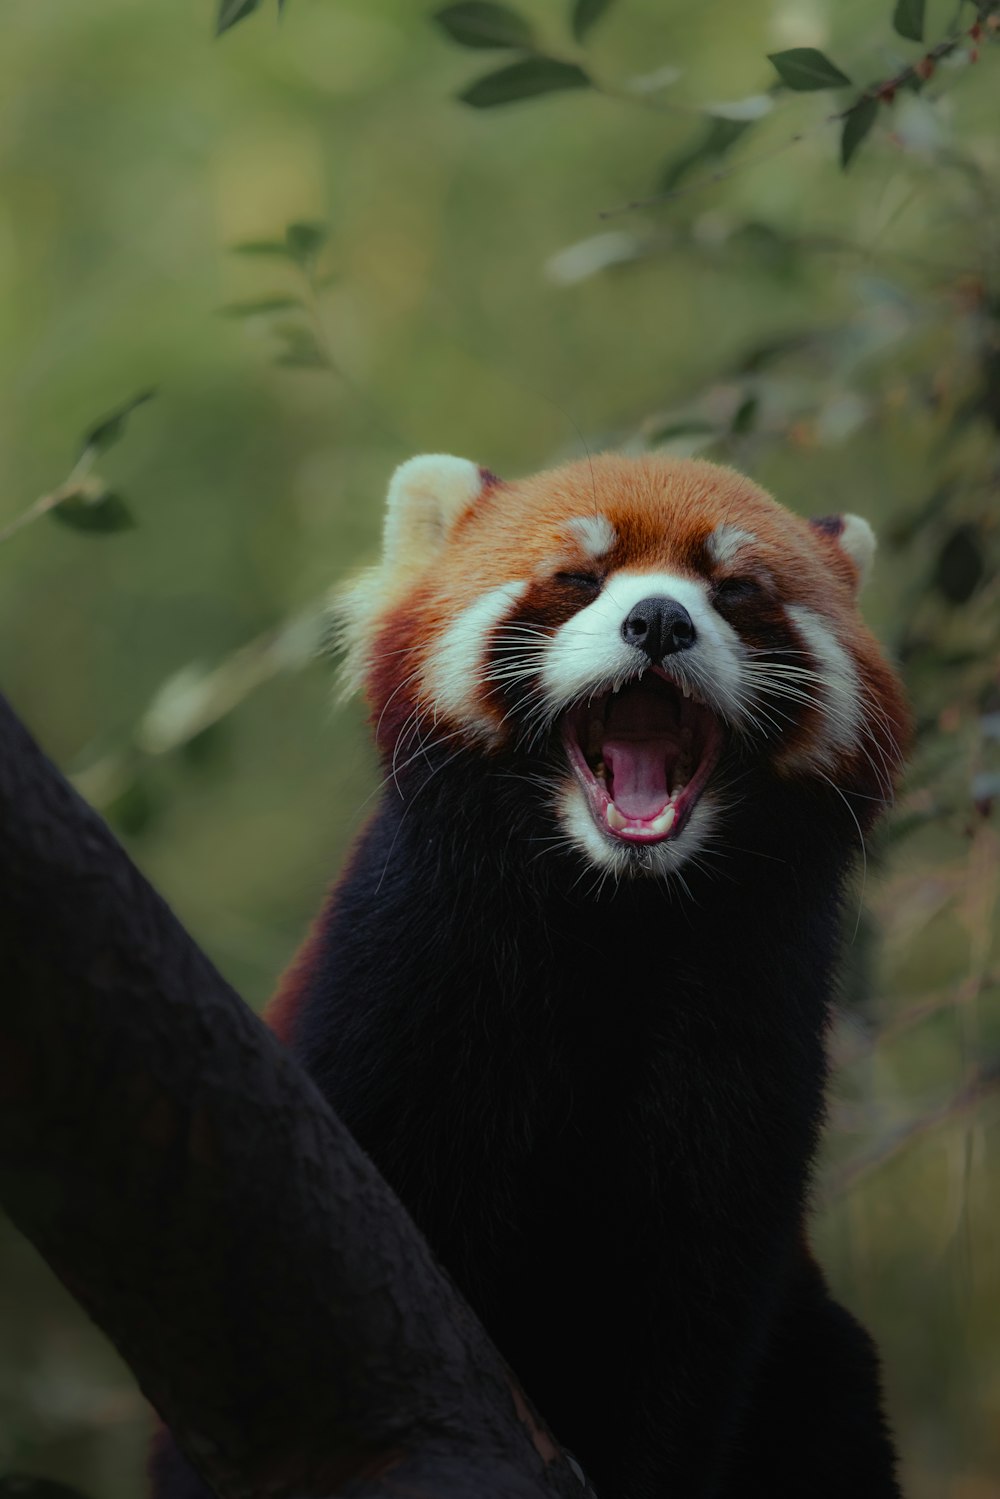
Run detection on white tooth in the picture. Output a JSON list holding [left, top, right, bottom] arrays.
[[613, 682, 621, 695], [681, 681, 691, 699], [649, 804, 677, 836], [606, 801, 628, 831]]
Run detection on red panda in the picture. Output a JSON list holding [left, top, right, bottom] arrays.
[[153, 455, 909, 1499]]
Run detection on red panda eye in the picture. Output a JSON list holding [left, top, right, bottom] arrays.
[[714, 576, 761, 605], [555, 571, 602, 592]]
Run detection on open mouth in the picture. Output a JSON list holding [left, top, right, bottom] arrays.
[[561, 669, 725, 845]]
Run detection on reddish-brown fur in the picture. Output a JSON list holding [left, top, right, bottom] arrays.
[[357, 455, 909, 810]]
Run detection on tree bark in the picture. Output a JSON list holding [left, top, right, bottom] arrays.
[[0, 693, 591, 1499]]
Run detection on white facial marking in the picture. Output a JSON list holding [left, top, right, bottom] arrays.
[[705, 524, 756, 567], [541, 570, 748, 727], [566, 514, 617, 560], [784, 604, 860, 767], [423, 581, 527, 739]]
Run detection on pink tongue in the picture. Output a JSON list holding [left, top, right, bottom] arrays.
[[604, 737, 670, 820]]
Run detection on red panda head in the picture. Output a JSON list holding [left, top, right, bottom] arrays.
[[337, 454, 909, 880]]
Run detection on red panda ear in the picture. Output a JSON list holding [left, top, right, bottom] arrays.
[[382, 455, 487, 573], [335, 456, 494, 697], [809, 512, 876, 592]]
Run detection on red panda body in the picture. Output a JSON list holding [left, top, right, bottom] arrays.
[[153, 456, 908, 1498]]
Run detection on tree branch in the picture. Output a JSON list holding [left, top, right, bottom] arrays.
[[0, 692, 589, 1499]]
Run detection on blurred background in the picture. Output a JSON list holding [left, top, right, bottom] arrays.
[[0, 0, 998, 1494]]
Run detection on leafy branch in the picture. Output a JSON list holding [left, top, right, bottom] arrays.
[[70, 597, 328, 841], [595, 3, 999, 214], [223, 219, 410, 454], [785, 1, 1000, 169], [428, 1, 997, 211], [224, 220, 334, 370], [432, 0, 617, 107], [0, 391, 153, 545]]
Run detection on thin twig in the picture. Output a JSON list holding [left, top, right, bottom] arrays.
[[823, 1058, 1000, 1201], [0, 450, 96, 545], [599, 10, 998, 219]]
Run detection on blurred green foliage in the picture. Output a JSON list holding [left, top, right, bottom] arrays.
[[0, 1, 998, 1496]]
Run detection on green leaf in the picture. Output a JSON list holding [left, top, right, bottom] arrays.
[[737, 331, 817, 372], [285, 220, 329, 265], [767, 48, 852, 90], [231, 239, 295, 258], [78, 389, 155, 461], [274, 327, 331, 369], [571, 0, 614, 44], [647, 419, 719, 445], [934, 524, 985, 604], [460, 56, 591, 106], [180, 720, 231, 771], [730, 395, 760, 434], [50, 488, 136, 535], [221, 296, 303, 317], [275, 349, 330, 370], [216, 0, 260, 36], [232, 225, 328, 265], [840, 95, 878, 168], [892, 0, 925, 42], [106, 775, 163, 838], [701, 116, 752, 152], [434, 2, 534, 49], [658, 116, 752, 194]]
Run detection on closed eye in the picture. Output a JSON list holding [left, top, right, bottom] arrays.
[[714, 575, 762, 605], [555, 571, 602, 592]]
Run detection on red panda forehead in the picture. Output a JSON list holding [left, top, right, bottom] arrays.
[[445, 454, 833, 594]]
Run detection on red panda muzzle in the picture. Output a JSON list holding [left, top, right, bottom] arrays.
[[562, 669, 725, 844]]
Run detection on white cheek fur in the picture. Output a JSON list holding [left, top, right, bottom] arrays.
[[422, 581, 527, 739], [783, 603, 861, 769]]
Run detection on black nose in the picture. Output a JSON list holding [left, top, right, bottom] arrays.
[[621, 596, 697, 661]]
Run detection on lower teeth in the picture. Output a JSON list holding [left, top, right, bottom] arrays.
[[605, 801, 677, 836], [649, 804, 676, 836]]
